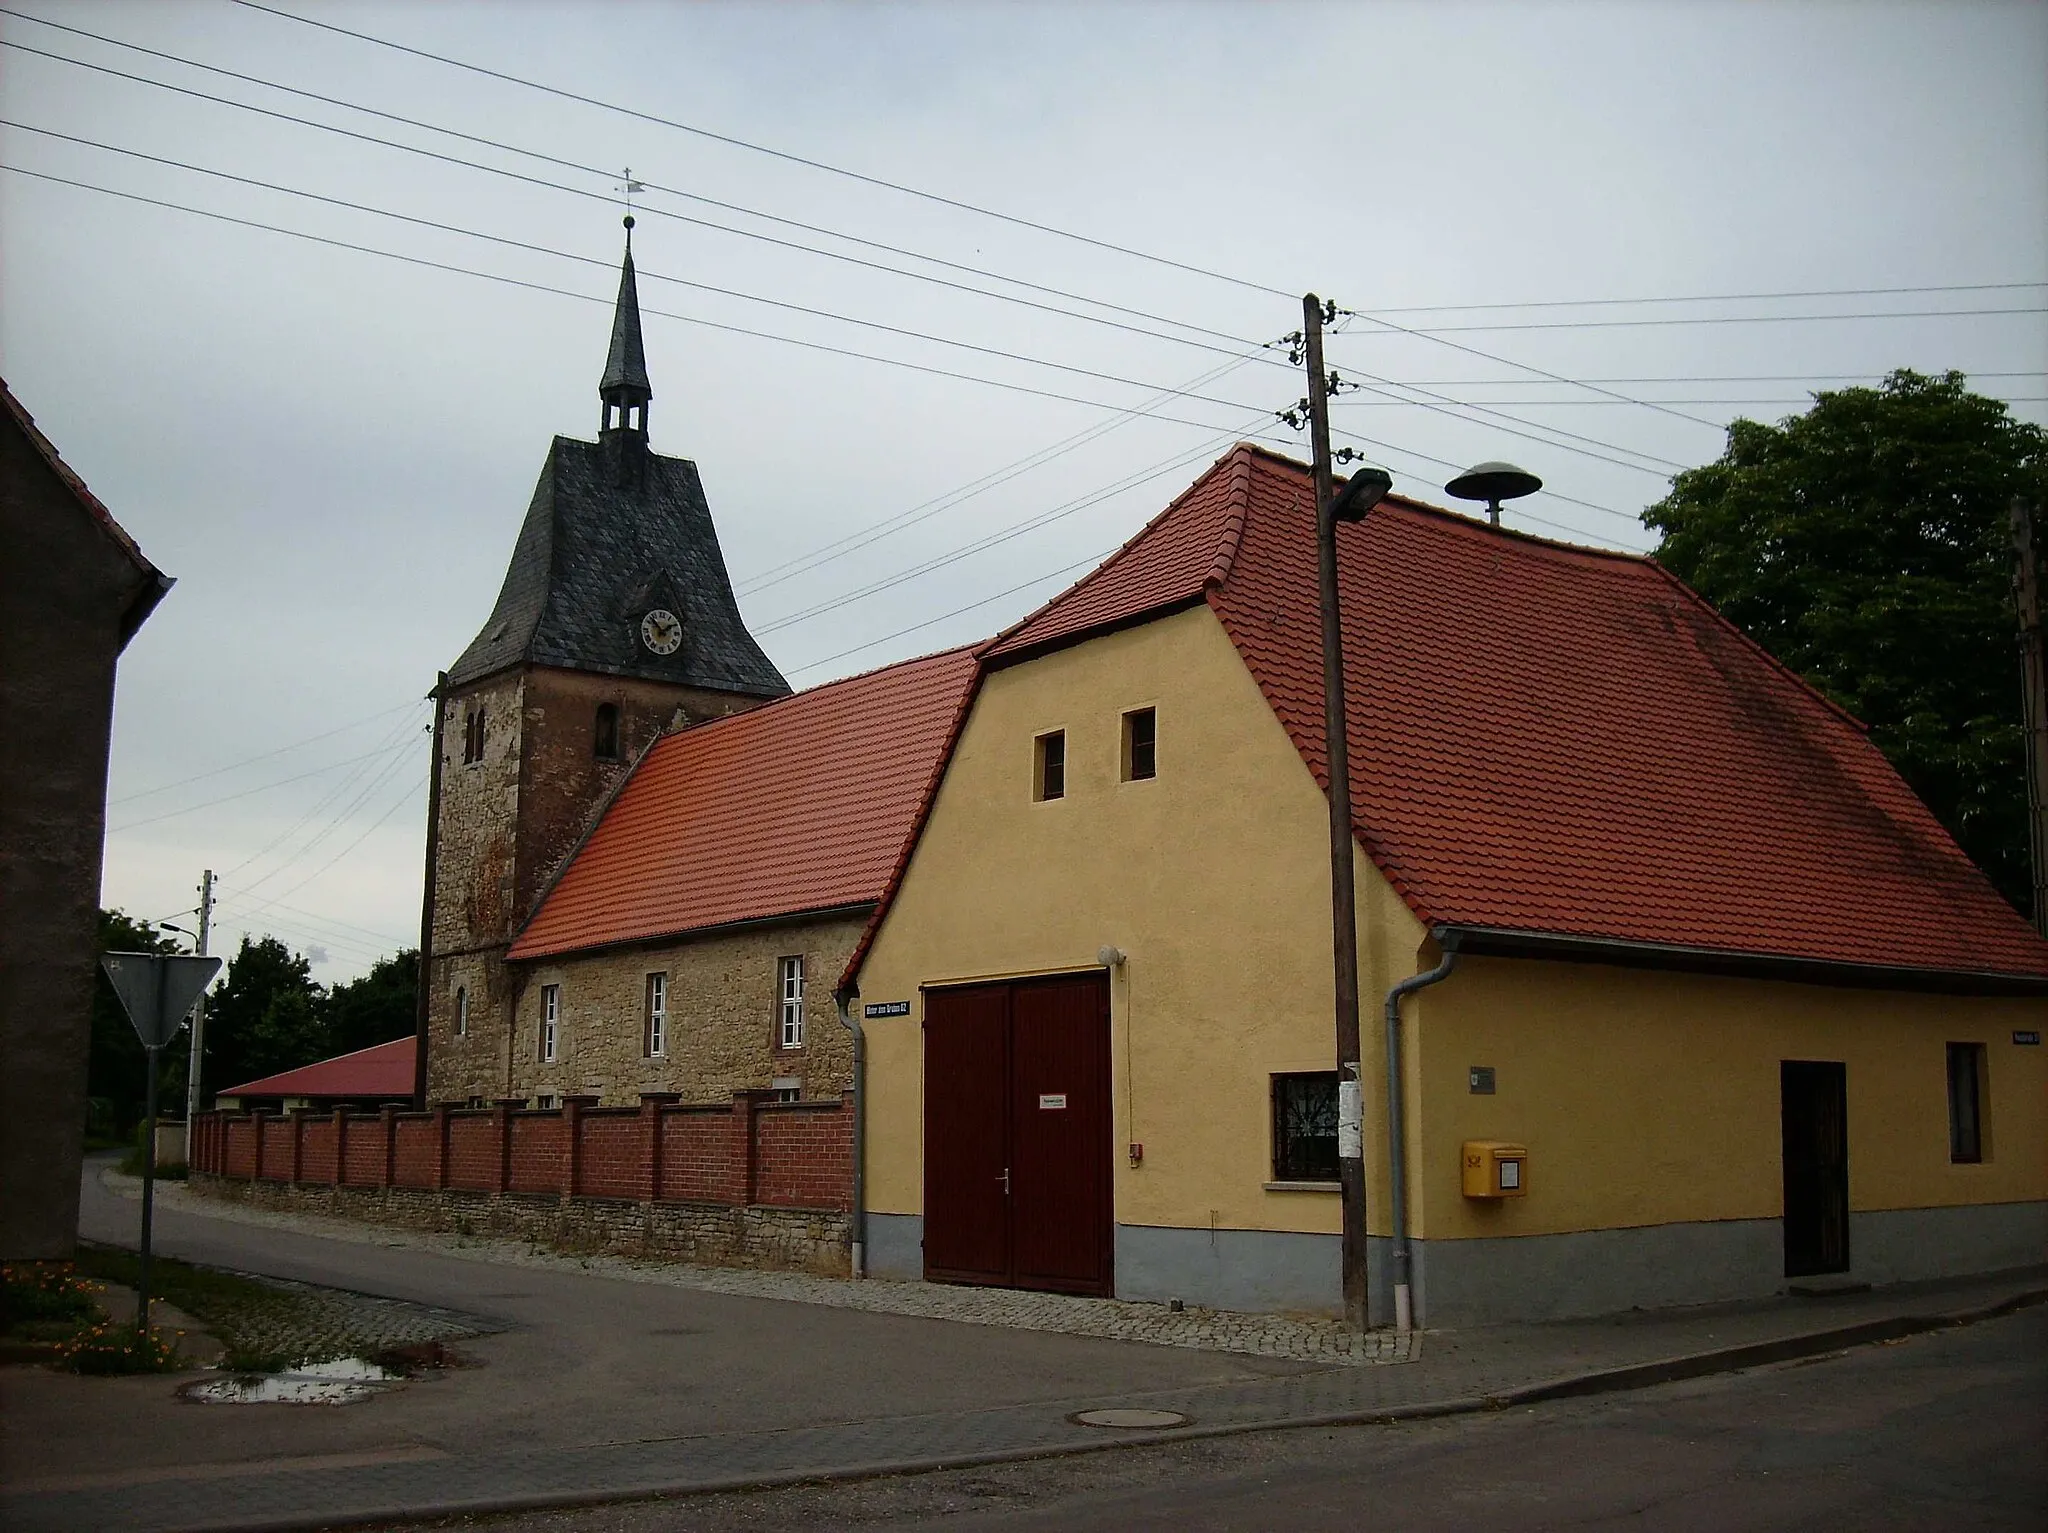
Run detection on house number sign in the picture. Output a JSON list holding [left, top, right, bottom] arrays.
[[1039, 1093, 1068, 1110], [864, 1001, 911, 1018]]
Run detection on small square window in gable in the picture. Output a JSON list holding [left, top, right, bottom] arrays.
[[1122, 707, 1157, 782], [1034, 729, 1066, 802]]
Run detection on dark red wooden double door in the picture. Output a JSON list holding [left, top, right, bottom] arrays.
[[923, 973, 1113, 1297]]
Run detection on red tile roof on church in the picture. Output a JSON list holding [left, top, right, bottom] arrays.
[[217, 1036, 416, 1101], [510, 645, 980, 961], [888, 444, 2048, 983]]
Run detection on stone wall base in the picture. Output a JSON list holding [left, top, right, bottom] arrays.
[[191, 1172, 850, 1277]]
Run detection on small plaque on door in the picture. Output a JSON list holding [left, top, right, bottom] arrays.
[[1039, 1093, 1068, 1110]]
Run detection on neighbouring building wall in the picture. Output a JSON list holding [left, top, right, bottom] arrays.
[[1407, 958, 2048, 1324], [0, 411, 162, 1259], [856, 604, 1427, 1317], [487, 913, 869, 1108]]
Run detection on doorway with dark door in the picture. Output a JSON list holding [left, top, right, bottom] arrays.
[[1781, 1059, 1850, 1278], [922, 971, 1114, 1297]]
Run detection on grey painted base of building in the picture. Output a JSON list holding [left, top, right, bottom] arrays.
[[863, 1202, 2048, 1328]]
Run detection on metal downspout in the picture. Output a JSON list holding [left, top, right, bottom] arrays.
[[1384, 939, 1458, 1332], [835, 989, 866, 1277]]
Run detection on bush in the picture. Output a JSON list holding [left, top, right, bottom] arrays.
[[57, 1320, 183, 1375]]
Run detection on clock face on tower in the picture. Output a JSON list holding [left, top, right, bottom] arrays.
[[639, 608, 683, 655]]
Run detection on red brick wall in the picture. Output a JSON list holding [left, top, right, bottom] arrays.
[[393, 1115, 438, 1189], [300, 1117, 338, 1182], [446, 1112, 498, 1193], [259, 1116, 294, 1181], [508, 1113, 567, 1195], [577, 1110, 642, 1200], [341, 1115, 385, 1186], [659, 1107, 737, 1204], [223, 1117, 255, 1178], [193, 1095, 850, 1212], [755, 1103, 853, 1211]]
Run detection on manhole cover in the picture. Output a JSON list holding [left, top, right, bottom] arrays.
[[1070, 1408, 1191, 1429]]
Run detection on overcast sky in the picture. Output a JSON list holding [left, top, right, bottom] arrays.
[[5, 0, 2043, 983]]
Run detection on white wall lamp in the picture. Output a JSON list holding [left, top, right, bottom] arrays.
[[1097, 945, 1127, 969]]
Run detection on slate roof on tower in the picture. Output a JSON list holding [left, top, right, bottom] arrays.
[[850, 443, 2048, 989], [446, 231, 786, 697], [446, 439, 788, 694]]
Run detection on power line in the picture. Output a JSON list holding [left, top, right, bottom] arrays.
[[107, 737, 419, 832], [232, 728, 425, 898], [4, 129, 1715, 484], [227, 0, 1295, 301], [219, 708, 429, 887], [107, 697, 420, 803], [211, 892, 412, 950], [737, 350, 1277, 598], [787, 548, 1120, 678], [6, 112, 1297, 412], [1348, 307, 2047, 335], [1347, 371, 2048, 386], [0, 165, 1283, 430], [234, 770, 430, 912], [755, 421, 1269, 637], [1360, 280, 2048, 314], [1340, 396, 2048, 406], [0, 39, 1273, 364], [0, 5, 1264, 353]]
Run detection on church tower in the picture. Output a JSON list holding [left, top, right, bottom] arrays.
[[418, 221, 788, 1105]]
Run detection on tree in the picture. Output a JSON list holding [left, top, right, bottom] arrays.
[[201, 935, 328, 1102], [323, 949, 419, 1058], [88, 909, 179, 1136], [1644, 369, 2047, 915]]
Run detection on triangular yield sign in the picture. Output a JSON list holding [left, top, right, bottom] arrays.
[[100, 952, 223, 1049]]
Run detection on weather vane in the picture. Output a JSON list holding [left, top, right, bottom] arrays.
[[615, 167, 645, 235]]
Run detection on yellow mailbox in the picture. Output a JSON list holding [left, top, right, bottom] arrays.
[[1462, 1140, 1528, 1199]]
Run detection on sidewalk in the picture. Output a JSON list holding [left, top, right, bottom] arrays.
[[7, 1170, 2041, 1533]]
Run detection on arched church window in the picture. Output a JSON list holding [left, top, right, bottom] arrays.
[[594, 703, 620, 760]]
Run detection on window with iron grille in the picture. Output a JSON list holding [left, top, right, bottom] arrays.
[[1272, 1072, 1340, 1182], [1947, 1042, 1985, 1163], [540, 984, 559, 1063], [778, 956, 805, 1049], [645, 972, 667, 1058]]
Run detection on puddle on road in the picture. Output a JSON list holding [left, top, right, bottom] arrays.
[[181, 1357, 402, 1406]]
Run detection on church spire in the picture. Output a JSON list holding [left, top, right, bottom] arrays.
[[598, 216, 651, 441]]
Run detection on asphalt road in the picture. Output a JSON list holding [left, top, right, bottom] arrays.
[[47, 1160, 1312, 1484], [403, 1306, 2048, 1532]]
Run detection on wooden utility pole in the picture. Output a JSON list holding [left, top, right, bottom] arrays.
[[1303, 294, 1370, 1331], [181, 868, 214, 1124], [2013, 497, 2048, 936]]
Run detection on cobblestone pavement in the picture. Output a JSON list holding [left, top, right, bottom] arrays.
[[111, 1171, 1411, 1366]]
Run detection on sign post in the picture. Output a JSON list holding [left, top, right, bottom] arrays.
[[98, 951, 221, 1338]]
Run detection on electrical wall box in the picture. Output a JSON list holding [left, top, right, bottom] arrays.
[[1462, 1140, 1528, 1199]]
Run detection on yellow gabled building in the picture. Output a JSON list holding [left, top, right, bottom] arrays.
[[842, 445, 2048, 1326]]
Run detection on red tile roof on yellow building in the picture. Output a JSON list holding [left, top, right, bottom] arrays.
[[869, 444, 2048, 986], [218, 1036, 417, 1101], [510, 645, 979, 961]]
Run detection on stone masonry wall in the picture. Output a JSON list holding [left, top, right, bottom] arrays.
[[504, 912, 867, 1108], [192, 1176, 850, 1276], [424, 666, 769, 1106]]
